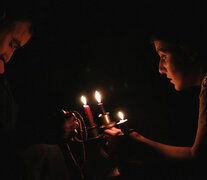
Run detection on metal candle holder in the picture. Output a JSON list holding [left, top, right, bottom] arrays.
[[98, 112, 116, 129], [86, 125, 102, 140]]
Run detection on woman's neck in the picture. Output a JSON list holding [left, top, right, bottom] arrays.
[[194, 66, 207, 86]]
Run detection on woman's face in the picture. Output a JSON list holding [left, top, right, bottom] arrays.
[[154, 40, 196, 91]]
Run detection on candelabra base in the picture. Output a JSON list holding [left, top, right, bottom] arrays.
[[87, 125, 102, 141], [99, 121, 116, 129]]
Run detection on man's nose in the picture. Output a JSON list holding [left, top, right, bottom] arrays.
[[5, 49, 15, 62], [158, 60, 166, 74]]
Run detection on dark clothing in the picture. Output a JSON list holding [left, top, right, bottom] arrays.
[[19, 142, 90, 180], [0, 73, 16, 133], [0, 73, 17, 180]]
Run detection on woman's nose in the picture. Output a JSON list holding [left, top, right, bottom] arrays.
[[159, 60, 166, 74]]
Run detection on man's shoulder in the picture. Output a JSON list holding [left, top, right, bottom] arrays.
[[21, 144, 63, 159]]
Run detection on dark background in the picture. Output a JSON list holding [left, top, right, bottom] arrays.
[[6, 0, 204, 146]]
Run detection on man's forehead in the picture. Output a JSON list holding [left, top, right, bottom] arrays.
[[12, 21, 31, 35], [12, 21, 32, 47]]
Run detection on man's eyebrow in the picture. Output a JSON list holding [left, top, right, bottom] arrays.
[[12, 38, 21, 49]]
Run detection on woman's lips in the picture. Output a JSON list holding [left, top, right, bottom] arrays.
[[166, 75, 173, 83]]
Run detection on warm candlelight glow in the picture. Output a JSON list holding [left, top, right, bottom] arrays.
[[62, 109, 68, 114], [117, 111, 128, 125], [118, 111, 124, 120], [81, 96, 87, 105], [95, 91, 102, 103]]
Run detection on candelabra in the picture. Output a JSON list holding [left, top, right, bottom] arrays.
[[80, 91, 128, 141]]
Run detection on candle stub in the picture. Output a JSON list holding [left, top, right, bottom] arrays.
[[98, 102, 106, 115], [117, 119, 128, 125]]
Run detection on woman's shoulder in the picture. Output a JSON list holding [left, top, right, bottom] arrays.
[[201, 73, 207, 89]]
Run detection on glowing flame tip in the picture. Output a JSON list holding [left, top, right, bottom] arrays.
[[95, 91, 102, 103], [118, 111, 124, 120], [81, 95, 87, 105]]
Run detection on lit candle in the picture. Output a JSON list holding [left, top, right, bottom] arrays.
[[81, 96, 96, 127], [117, 111, 128, 124], [95, 91, 106, 115]]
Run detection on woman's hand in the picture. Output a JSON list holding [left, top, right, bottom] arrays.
[[104, 127, 123, 137], [102, 127, 124, 156]]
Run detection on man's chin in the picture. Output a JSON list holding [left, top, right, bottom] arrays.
[[65, 129, 78, 140], [0, 60, 5, 74], [74, 129, 78, 135], [0, 59, 4, 64]]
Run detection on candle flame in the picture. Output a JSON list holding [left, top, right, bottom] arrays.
[[81, 96, 87, 105], [61, 109, 68, 114], [95, 91, 102, 103], [118, 111, 124, 120]]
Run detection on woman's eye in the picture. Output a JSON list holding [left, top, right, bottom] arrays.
[[160, 55, 166, 61]]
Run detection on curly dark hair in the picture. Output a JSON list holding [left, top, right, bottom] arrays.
[[150, 16, 207, 66], [0, 0, 40, 34]]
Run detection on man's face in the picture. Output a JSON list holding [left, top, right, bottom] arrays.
[[0, 21, 32, 63], [154, 40, 191, 91], [64, 115, 79, 139]]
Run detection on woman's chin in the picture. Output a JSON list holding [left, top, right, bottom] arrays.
[[174, 84, 183, 91]]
